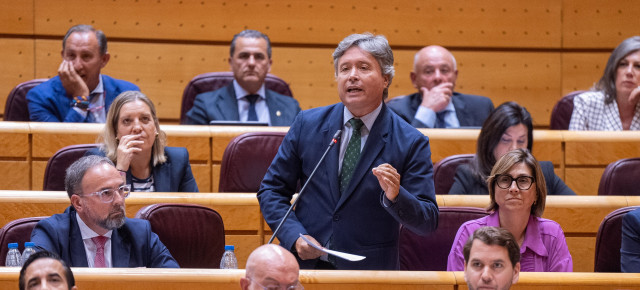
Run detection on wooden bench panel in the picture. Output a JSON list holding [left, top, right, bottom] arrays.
[[561, 52, 610, 95], [565, 168, 605, 196], [562, 0, 640, 48], [0, 38, 35, 115], [0, 0, 33, 34], [32, 0, 560, 48], [564, 132, 640, 166]]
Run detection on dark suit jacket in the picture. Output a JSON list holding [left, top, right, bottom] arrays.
[[85, 146, 199, 192], [257, 103, 439, 270], [185, 83, 301, 126], [31, 206, 179, 268], [386, 92, 494, 128], [622, 208, 640, 272], [27, 75, 139, 122], [448, 161, 575, 195]]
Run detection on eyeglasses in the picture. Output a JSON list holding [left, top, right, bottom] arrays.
[[495, 175, 535, 190], [248, 278, 304, 290], [81, 185, 131, 203]]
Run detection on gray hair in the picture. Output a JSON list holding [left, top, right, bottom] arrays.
[[596, 36, 640, 104], [230, 29, 272, 59], [65, 155, 114, 198], [332, 33, 395, 99], [62, 24, 107, 55]]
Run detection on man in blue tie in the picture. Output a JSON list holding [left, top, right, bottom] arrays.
[[258, 33, 438, 270], [31, 155, 178, 268], [186, 30, 301, 126], [27, 24, 139, 122], [387, 45, 494, 128]]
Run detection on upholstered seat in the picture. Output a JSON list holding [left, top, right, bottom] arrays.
[[399, 206, 489, 270], [4, 79, 48, 121], [43, 144, 98, 191], [180, 72, 293, 124], [219, 132, 287, 192], [0, 217, 45, 266], [433, 154, 474, 195], [598, 157, 640, 195], [549, 90, 586, 130], [135, 203, 225, 268], [594, 206, 638, 272]]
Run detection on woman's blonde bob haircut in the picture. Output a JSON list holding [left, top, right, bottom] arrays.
[[99, 91, 167, 166]]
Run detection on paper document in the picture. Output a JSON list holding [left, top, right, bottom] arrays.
[[299, 233, 366, 262]]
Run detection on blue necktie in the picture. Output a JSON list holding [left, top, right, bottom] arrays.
[[246, 94, 259, 121], [340, 118, 364, 193], [435, 110, 448, 128]]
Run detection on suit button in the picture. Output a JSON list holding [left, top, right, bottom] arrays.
[[333, 214, 340, 221]]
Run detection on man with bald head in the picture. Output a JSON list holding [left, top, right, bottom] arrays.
[[387, 45, 493, 128], [241, 244, 302, 290]]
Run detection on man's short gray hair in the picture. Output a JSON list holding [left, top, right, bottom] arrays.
[[332, 33, 395, 99], [65, 155, 114, 198]]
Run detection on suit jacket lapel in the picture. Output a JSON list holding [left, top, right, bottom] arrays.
[[69, 210, 89, 267], [322, 105, 344, 206], [265, 90, 282, 126], [153, 160, 171, 192], [216, 84, 240, 121], [111, 223, 131, 267], [451, 93, 468, 126], [336, 104, 389, 210]]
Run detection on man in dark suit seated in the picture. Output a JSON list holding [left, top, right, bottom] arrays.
[[27, 24, 139, 123], [31, 155, 178, 268], [258, 33, 439, 270], [186, 30, 301, 126], [387, 45, 494, 128]]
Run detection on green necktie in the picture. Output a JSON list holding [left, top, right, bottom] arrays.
[[340, 118, 364, 193]]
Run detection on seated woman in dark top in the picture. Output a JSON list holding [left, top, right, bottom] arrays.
[[448, 102, 575, 195], [86, 91, 198, 192]]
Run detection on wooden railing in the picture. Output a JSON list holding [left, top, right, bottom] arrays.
[[2, 191, 638, 272]]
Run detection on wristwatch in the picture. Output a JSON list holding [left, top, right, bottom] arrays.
[[71, 96, 90, 110]]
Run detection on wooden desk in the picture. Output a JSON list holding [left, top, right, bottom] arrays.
[[0, 268, 639, 290], [2, 191, 639, 272]]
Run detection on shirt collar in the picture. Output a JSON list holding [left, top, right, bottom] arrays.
[[342, 102, 383, 132], [233, 79, 266, 100], [489, 211, 548, 257], [91, 75, 104, 95], [76, 212, 113, 240]]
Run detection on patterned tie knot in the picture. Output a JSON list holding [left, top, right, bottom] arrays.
[[246, 94, 259, 104], [91, 235, 108, 250], [349, 118, 364, 131]]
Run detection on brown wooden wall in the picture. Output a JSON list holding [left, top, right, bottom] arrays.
[[2, 0, 639, 126]]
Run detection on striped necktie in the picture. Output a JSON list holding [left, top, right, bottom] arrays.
[[340, 118, 364, 193]]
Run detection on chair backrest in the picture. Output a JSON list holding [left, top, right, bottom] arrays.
[[433, 154, 475, 195], [4, 79, 48, 121], [43, 144, 99, 191], [598, 157, 640, 195], [594, 206, 638, 272], [135, 203, 225, 268], [0, 217, 45, 266], [549, 90, 586, 130], [219, 131, 287, 192], [180, 72, 293, 124], [399, 206, 489, 271]]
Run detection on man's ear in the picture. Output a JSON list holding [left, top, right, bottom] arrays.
[[512, 262, 521, 284], [100, 52, 111, 69], [240, 277, 250, 290], [410, 71, 418, 89], [70, 194, 83, 213]]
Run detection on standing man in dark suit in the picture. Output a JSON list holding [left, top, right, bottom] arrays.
[[186, 30, 301, 125], [258, 33, 439, 270], [387, 45, 494, 128], [31, 155, 178, 268], [27, 24, 139, 123]]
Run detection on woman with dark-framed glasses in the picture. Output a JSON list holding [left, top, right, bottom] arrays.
[[447, 149, 573, 272]]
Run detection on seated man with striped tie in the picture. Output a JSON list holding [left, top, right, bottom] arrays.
[[185, 29, 301, 126], [31, 155, 178, 268], [27, 24, 139, 123]]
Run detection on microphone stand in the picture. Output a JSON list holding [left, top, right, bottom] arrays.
[[268, 130, 341, 244]]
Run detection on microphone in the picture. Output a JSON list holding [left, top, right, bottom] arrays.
[[268, 129, 342, 244]]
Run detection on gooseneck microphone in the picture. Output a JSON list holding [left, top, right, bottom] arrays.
[[268, 129, 342, 244]]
